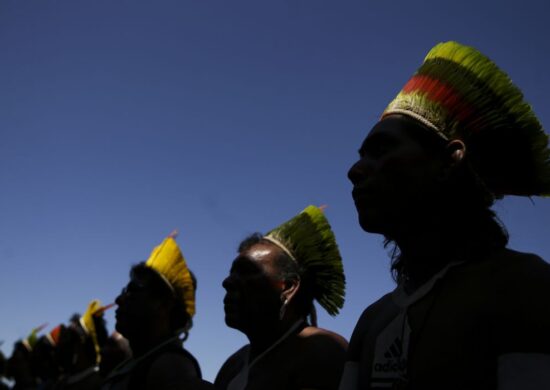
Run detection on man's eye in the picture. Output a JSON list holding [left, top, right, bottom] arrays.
[[231, 265, 259, 277], [369, 140, 397, 157], [123, 282, 147, 295], [374, 145, 390, 156]]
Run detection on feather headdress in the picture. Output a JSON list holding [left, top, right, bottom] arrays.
[[79, 300, 113, 364], [145, 233, 195, 318], [382, 41, 550, 197], [45, 325, 63, 347], [265, 205, 345, 316], [21, 323, 48, 352]]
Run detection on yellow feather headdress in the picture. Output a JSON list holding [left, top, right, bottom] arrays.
[[145, 232, 196, 318], [79, 299, 113, 364]]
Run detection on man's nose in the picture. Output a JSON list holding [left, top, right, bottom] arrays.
[[348, 159, 367, 185], [222, 276, 231, 290], [115, 291, 125, 306]]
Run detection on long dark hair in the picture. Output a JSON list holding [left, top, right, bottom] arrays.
[[385, 126, 509, 284]]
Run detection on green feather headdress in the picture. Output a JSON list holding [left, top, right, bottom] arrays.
[[264, 205, 345, 316], [21, 323, 48, 352], [382, 41, 550, 197]]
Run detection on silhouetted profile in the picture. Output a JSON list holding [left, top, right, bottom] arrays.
[[216, 205, 348, 390], [102, 233, 213, 390], [55, 301, 110, 390], [7, 324, 47, 389], [342, 41, 550, 389], [98, 332, 131, 379], [31, 325, 63, 389], [0, 348, 9, 390]]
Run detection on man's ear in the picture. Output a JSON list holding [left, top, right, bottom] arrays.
[[447, 139, 466, 165], [281, 278, 300, 304], [157, 297, 175, 316]]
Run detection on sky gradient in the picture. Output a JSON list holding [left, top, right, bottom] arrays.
[[1, 0, 550, 381]]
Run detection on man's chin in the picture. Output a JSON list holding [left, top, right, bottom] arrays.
[[358, 213, 386, 234], [114, 322, 129, 339], [224, 313, 242, 330]]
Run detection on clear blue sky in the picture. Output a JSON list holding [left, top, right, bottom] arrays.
[[1, 0, 549, 382]]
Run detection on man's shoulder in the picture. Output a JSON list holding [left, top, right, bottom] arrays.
[[492, 247, 549, 272], [146, 348, 203, 388], [358, 292, 396, 320], [346, 291, 399, 361], [214, 345, 249, 389], [471, 248, 550, 354], [482, 248, 550, 293], [219, 344, 249, 367], [296, 326, 348, 356], [290, 326, 347, 389], [299, 326, 348, 343], [149, 349, 200, 374], [350, 292, 397, 338]]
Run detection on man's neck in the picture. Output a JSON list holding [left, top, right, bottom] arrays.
[[393, 224, 460, 290], [72, 353, 96, 374], [246, 317, 303, 362], [129, 330, 175, 358]]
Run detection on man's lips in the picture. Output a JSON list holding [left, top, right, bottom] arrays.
[[223, 295, 241, 312], [223, 297, 237, 306], [352, 187, 369, 202]]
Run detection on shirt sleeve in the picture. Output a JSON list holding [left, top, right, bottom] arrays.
[[495, 253, 550, 354], [495, 253, 550, 389]]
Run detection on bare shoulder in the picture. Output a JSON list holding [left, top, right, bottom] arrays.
[[298, 326, 348, 351], [291, 326, 348, 389]]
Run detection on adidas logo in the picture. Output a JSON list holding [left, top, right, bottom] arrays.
[[374, 359, 407, 373], [374, 337, 407, 373], [384, 337, 403, 359]]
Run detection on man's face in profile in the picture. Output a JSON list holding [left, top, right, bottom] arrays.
[[115, 273, 160, 340], [222, 243, 283, 334], [348, 115, 445, 235]]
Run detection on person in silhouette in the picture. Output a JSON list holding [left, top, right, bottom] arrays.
[[54, 301, 110, 390], [6, 325, 47, 390], [216, 206, 348, 390], [98, 332, 131, 380], [31, 325, 63, 389], [102, 233, 213, 390], [0, 348, 9, 390], [342, 41, 550, 389]]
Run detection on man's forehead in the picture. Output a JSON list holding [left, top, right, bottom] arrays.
[[233, 244, 278, 268], [363, 115, 430, 144], [359, 120, 399, 152], [246, 245, 274, 260], [368, 116, 411, 137], [129, 273, 148, 285]]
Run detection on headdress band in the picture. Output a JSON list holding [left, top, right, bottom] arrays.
[[382, 109, 447, 140], [263, 235, 297, 263], [380, 41, 550, 196], [263, 205, 345, 316]]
